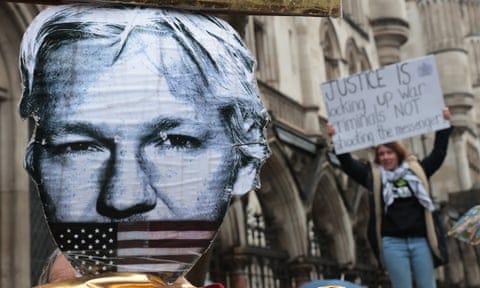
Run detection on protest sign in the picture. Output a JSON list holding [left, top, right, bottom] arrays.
[[321, 55, 450, 154]]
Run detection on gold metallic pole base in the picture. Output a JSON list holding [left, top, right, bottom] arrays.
[[34, 273, 197, 288]]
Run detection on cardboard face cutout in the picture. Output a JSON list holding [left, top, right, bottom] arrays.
[[20, 5, 270, 283]]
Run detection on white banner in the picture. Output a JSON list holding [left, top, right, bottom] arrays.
[[321, 55, 450, 154]]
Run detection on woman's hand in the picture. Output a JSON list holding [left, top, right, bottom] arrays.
[[443, 107, 451, 121], [326, 123, 336, 136]]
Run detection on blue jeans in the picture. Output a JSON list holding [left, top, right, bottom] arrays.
[[382, 236, 436, 288]]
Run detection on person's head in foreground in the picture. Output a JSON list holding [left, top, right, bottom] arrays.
[[20, 4, 269, 282]]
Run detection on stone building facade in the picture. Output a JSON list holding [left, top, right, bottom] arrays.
[[1, 1, 480, 287]]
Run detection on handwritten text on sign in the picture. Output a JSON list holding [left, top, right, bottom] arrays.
[[321, 55, 450, 154]]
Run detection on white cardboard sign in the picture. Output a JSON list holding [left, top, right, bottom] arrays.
[[321, 55, 450, 154]]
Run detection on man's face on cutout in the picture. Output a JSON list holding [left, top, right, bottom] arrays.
[[21, 7, 269, 279], [33, 32, 236, 223]]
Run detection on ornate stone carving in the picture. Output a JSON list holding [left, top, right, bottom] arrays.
[[370, 17, 409, 65], [369, 0, 409, 65], [418, 0, 465, 53]]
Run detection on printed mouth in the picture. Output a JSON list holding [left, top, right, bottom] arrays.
[[49, 220, 220, 282]]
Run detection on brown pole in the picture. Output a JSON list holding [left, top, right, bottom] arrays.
[[6, 0, 342, 17]]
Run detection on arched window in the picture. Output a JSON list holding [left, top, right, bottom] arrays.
[[247, 256, 281, 288], [359, 49, 371, 72], [0, 4, 46, 286], [307, 219, 321, 258], [209, 191, 289, 288], [345, 38, 361, 75], [244, 192, 287, 288], [252, 16, 278, 86], [343, 0, 366, 30], [307, 219, 324, 280], [320, 19, 341, 81], [307, 215, 342, 280], [246, 192, 267, 247]]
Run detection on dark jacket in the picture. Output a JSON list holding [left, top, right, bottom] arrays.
[[336, 127, 452, 265]]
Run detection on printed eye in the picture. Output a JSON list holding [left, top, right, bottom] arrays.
[[51, 141, 104, 154], [155, 134, 202, 150]]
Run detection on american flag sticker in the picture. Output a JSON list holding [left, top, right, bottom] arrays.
[[50, 221, 219, 279]]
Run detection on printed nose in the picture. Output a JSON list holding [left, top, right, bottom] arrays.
[[97, 146, 157, 219]]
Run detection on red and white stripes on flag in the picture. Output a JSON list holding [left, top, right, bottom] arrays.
[[51, 221, 220, 277], [116, 221, 217, 273]]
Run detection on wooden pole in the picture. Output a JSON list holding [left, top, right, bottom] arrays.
[[6, 0, 342, 17]]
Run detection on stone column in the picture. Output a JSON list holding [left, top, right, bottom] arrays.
[[418, 0, 474, 128], [452, 130, 472, 190], [418, 0, 474, 189], [463, 1, 480, 135], [0, 4, 46, 287], [289, 259, 313, 288], [0, 25, 30, 288], [227, 255, 249, 288], [369, 0, 409, 66], [294, 19, 321, 137]]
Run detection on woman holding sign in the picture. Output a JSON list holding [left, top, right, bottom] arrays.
[[327, 107, 451, 288]]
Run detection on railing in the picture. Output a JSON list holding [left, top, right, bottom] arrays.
[[241, 247, 289, 288], [247, 212, 267, 248], [209, 245, 290, 288]]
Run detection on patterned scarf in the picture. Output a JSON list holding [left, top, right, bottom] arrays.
[[380, 161, 435, 212]]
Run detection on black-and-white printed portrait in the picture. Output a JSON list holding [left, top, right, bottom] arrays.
[[19, 5, 269, 281]]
